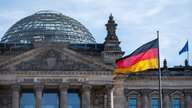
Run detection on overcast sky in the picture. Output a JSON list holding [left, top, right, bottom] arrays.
[[0, 0, 192, 67]]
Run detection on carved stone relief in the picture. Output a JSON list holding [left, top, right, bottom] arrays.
[[11, 49, 103, 71]]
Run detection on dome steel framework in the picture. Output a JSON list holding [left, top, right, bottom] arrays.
[[1, 10, 96, 44]]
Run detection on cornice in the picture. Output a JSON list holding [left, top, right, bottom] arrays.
[[0, 71, 115, 75], [114, 73, 129, 80], [127, 76, 192, 81]]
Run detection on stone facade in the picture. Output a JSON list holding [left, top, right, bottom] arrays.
[[0, 13, 192, 108]]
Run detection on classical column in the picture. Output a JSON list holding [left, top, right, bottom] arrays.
[[59, 84, 69, 108], [34, 84, 44, 108], [81, 84, 92, 108], [104, 95, 107, 108], [141, 89, 149, 108], [184, 90, 192, 108], [105, 84, 114, 108], [163, 90, 171, 108], [11, 84, 20, 108]]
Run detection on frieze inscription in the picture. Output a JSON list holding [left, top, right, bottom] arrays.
[[17, 77, 85, 83]]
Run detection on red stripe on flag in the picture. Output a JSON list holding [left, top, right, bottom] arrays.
[[117, 48, 158, 68]]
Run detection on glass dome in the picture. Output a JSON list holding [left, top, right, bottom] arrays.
[[1, 10, 96, 44]]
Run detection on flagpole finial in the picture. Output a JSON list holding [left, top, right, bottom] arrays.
[[157, 31, 159, 39]]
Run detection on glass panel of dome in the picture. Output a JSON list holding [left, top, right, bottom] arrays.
[[55, 27, 60, 30], [49, 27, 54, 30], [55, 23, 60, 26], [28, 25, 33, 29], [1, 10, 96, 44], [35, 23, 41, 27]]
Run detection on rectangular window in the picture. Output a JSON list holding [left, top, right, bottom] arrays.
[[42, 93, 59, 108], [68, 93, 80, 108], [173, 98, 180, 108], [151, 98, 158, 108], [129, 98, 137, 108], [20, 93, 35, 108]]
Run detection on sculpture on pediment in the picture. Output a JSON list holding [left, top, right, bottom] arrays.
[[13, 49, 100, 71]]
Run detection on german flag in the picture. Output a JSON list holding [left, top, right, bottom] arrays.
[[115, 38, 159, 73]]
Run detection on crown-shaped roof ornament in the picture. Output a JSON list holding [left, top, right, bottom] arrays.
[[108, 13, 115, 23]]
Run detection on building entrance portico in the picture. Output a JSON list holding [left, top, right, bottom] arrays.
[[15, 84, 113, 108], [10, 73, 114, 108]]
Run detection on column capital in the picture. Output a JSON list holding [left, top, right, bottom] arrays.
[[184, 89, 192, 95], [59, 84, 69, 92], [11, 84, 21, 91], [34, 84, 44, 92], [141, 89, 149, 96], [163, 89, 171, 95], [105, 84, 114, 93], [81, 84, 92, 93]]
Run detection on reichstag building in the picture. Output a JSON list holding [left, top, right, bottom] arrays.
[[0, 10, 191, 108]]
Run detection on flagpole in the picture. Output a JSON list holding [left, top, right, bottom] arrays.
[[187, 39, 189, 63], [157, 31, 162, 108]]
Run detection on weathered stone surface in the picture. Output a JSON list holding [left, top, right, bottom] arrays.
[[1, 13, 192, 108], [34, 84, 44, 108]]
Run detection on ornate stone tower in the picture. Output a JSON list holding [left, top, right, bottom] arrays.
[[102, 14, 124, 66]]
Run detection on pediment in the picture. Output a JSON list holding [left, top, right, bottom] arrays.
[[127, 91, 140, 96], [149, 91, 159, 97], [0, 44, 114, 71], [170, 91, 184, 97]]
